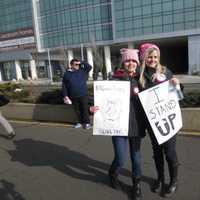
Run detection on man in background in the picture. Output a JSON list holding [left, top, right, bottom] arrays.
[[62, 59, 92, 129]]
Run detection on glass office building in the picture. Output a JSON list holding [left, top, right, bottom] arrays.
[[114, 0, 200, 39], [0, 0, 37, 81], [0, 0, 32, 33], [1, 0, 200, 82], [38, 0, 113, 49], [33, 0, 200, 78]]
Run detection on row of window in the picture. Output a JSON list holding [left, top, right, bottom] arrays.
[[115, 3, 200, 16], [114, 0, 200, 39], [39, 5, 112, 33], [0, 15, 32, 26], [0, 1, 32, 33], [116, 9, 200, 24], [0, 60, 64, 81], [0, 21, 33, 34], [41, 23, 113, 48], [38, 1, 113, 47], [116, 21, 199, 39], [39, 0, 111, 15], [115, 0, 199, 8]]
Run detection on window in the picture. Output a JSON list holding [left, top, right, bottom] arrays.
[[162, 1, 172, 12], [184, 11, 195, 22], [143, 5, 152, 15], [143, 26, 153, 34], [163, 14, 172, 24], [173, 23, 184, 31], [133, 7, 142, 16], [134, 19, 142, 28], [124, 20, 133, 30], [173, 0, 184, 10], [152, 3, 162, 13], [163, 24, 173, 32], [153, 25, 162, 33], [124, 8, 132, 18], [153, 16, 162, 26], [173, 13, 184, 23], [143, 17, 152, 27]]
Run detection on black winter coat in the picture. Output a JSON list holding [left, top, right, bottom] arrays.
[[142, 67, 173, 89], [140, 66, 174, 134], [111, 69, 146, 138]]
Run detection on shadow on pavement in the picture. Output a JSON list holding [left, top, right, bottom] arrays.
[[7, 138, 154, 199], [0, 179, 26, 200], [8, 139, 112, 185]]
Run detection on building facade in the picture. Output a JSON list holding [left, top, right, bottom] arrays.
[[0, 0, 200, 82], [0, 0, 37, 81]]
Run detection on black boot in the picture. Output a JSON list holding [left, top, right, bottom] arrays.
[[132, 177, 142, 200], [108, 169, 120, 189], [151, 176, 165, 197], [165, 164, 178, 197], [151, 156, 165, 196]]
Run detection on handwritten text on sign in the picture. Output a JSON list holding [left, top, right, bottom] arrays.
[[93, 81, 130, 136], [138, 81, 182, 144]]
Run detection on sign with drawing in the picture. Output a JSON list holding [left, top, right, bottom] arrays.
[[138, 81, 182, 144], [93, 81, 130, 136]]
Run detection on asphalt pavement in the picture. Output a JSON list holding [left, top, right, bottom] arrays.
[[0, 121, 199, 200]]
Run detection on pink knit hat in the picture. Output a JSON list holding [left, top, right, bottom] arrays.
[[120, 48, 139, 65], [139, 43, 160, 61]]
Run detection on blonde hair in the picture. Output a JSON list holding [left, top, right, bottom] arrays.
[[139, 48, 166, 88]]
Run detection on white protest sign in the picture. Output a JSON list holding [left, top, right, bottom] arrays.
[[93, 81, 130, 136], [138, 81, 182, 144]]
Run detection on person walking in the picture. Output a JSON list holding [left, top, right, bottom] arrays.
[[91, 49, 145, 200], [62, 58, 92, 129], [0, 94, 15, 139], [139, 43, 180, 197]]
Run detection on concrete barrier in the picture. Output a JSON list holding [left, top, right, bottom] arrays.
[[181, 107, 200, 132], [1, 103, 200, 132], [0, 103, 78, 124]]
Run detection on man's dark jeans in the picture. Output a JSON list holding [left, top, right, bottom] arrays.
[[72, 95, 90, 124]]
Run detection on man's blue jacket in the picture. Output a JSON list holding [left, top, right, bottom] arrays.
[[62, 61, 92, 98]]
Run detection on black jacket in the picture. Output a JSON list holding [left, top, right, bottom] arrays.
[[142, 67, 173, 89], [140, 66, 175, 134], [111, 69, 146, 138]]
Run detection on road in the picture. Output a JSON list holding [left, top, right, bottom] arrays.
[[0, 121, 199, 200]]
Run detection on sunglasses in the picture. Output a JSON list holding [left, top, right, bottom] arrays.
[[73, 63, 80, 66]]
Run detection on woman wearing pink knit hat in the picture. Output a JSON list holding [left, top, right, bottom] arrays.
[[139, 43, 182, 197], [91, 48, 145, 200]]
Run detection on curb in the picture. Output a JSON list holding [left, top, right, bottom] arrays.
[[10, 119, 200, 136], [10, 119, 73, 128]]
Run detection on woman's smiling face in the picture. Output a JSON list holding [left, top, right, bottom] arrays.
[[124, 59, 138, 73], [145, 49, 159, 68]]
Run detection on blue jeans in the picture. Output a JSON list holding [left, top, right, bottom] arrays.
[[109, 136, 142, 178]]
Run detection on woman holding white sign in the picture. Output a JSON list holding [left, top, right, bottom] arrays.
[[139, 43, 181, 197], [91, 49, 145, 200]]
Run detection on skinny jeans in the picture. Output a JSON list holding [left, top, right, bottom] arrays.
[[110, 136, 142, 178]]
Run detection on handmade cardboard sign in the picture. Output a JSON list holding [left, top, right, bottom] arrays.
[[93, 81, 130, 136], [138, 81, 182, 144]]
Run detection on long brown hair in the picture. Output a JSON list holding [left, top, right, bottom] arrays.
[[139, 48, 166, 88]]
